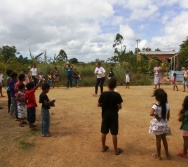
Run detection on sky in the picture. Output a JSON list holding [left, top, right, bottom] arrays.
[[0, 0, 188, 62]]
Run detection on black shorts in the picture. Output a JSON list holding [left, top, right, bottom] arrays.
[[101, 114, 118, 135]]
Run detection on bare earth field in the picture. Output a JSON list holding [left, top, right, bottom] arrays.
[[0, 85, 187, 167]]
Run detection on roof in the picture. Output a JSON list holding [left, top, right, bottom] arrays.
[[139, 51, 178, 55]]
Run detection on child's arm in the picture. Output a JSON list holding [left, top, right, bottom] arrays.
[[98, 102, 102, 107], [43, 99, 55, 106], [117, 103, 122, 109], [34, 80, 42, 91], [150, 108, 161, 121], [167, 109, 170, 121], [178, 113, 185, 122]]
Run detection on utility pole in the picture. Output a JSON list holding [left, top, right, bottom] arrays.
[[136, 39, 141, 61]]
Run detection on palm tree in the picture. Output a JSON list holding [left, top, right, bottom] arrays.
[[29, 49, 43, 64]]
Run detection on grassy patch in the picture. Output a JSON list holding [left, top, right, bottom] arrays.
[[19, 141, 35, 150]]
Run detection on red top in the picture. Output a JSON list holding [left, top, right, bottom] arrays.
[[24, 89, 37, 108]]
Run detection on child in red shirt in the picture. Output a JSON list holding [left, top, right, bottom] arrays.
[[24, 81, 41, 131]]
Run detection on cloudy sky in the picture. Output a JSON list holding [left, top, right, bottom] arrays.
[[0, 0, 188, 62]]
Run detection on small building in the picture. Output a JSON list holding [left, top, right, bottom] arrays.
[[138, 51, 177, 62]]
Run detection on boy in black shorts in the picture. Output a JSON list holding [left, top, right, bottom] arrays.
[[98, 78, 123, 155]]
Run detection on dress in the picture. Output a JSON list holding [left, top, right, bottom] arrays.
[[17, 91, 26, 119], [125, 73, 130, 83], [149, 103, 170, 135], [180, 110, 188, 136], [153, 66, 162, 84]]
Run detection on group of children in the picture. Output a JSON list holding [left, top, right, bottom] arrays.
[[5, 69, 55, 137], [98, 78, 188, 158]]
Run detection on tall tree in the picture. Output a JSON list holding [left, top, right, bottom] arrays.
[[113, 33, 124, 52], [57, 49, 67, 62], [0, 45, 17, 63], [179, 36, 188, 67]]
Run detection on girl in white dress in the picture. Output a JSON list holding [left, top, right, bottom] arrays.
[[149, 89, 171, 160]]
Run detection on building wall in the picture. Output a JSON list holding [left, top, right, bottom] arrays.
[[147, 54, 174, 62]]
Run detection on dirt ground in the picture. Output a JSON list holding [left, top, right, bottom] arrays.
[[0, 85, 187, 167]]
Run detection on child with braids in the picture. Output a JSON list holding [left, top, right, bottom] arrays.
[[149, 89, 171, 160], [178, 96, 188, 158]]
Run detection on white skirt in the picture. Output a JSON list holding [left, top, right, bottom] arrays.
[[149, 118, 169, 135], [18, 105, 27, 119]]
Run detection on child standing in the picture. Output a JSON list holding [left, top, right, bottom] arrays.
[[16, 83, 27, 127], [24, 81, 41, 131], [98, 78, 123, 155], [6, 70, 13, 113], [9, 72, 18, 117], [39, 83, 55, 137], [172, 73, 178, 91], [47, 72, 53, 87], [125, 71, 130, 89], [108, 68, 114, 79], [178, 96, 188, 158], [73, 69, 80, 88], [0, 69, 5, 97], [149, 89, 171, 160]]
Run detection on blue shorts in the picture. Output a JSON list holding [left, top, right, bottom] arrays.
[[74, 79, 79, 84]]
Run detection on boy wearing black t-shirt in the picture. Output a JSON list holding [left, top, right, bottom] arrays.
[[98, 78, 123, 155], [39, 83, 55, 137]]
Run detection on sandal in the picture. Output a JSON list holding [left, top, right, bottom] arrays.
[[177, 152, 187, 158], [115, 148, 123, 155], [101, 146, 109, 152], [30, 127, 38, 131]]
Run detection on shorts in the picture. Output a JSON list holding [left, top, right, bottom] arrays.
[[181, 130, 188, 136], [54, 76, 59, 82], [101, 114, 118, 135], [183, 79, 188, 86], [27, 107, 36, 124]]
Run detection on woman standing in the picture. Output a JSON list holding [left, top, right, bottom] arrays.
[[30, 64, 38, 86], [93, 62, 106, 96], [153, 62, 162, 89]]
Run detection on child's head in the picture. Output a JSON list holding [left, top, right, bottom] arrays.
[[153, 88, 167, 119], [26, 82, 35, 90], [6, 69, 13, 77], [108, 78, 117, 89], [173, 73, 177, 77], [19, 74, 25, 81], [10, 72, 18, 80], [42, 83, 50, 93], [0, 69, 2, 73], [110, 68, 113, 71], [18, 83, 25, 91], [74, 69, 77, 72]]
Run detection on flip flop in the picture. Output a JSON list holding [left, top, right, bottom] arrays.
[[30, 127, 38, 131], [177, 152, 187, 158], [101, 146, 109, 152], [115, 148, 123, 155], [19, 123, 24, 127]]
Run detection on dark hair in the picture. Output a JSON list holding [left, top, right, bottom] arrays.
[[6, 70, 13, 76], [26, 82, 35, 90], [153, 89, 167, 120], [19, 74, 25, 81], [173, 73, 177, 76], [108, 78, 117, 89], [18, 83, 25, 90], [10, 72, 18, 79], [180, 96, 188, 114], [42, 83, 50, 90]]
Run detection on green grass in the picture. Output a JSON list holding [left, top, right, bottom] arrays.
[[19, 141, 35, 150]]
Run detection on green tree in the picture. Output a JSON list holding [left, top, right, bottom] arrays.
[[0, 45, 17, 63], [69, 58, 78, 64], [179, 36, 188, 68], [57, 49, 67, 62]]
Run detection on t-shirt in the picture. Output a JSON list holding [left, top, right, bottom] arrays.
[[180, 110, 188, 130], [0, 74, 3, 83], [154, 66, 162, 76], [152, 103, 170, 119], [94, 67, 106, 78], [9, 80, 17, 97], [14, 81, 22, 97], [39, 92, 50, 109], [108, 71, 114, 78], [73, 72, 80, 79], [53, 70, 59, 77], [98, 91, 123, 117], [65, 68, 72, 76], [30, 68, 37, 76], [24, 89, 37, 108]]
